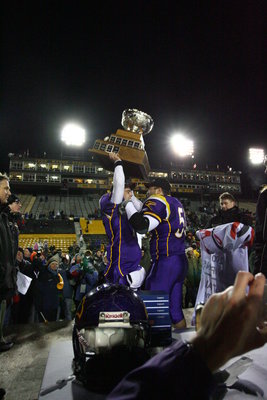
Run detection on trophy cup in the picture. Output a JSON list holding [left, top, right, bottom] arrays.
[[88, 109, 153, 179]]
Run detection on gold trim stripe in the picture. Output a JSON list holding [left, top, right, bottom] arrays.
[[144, 211, 162, 223], [147, 195, 170, 219], [155, 228, 159, 260], [166, 220, 171, 257], [104, 203, 116, 277], [118, 215, 124, 276]]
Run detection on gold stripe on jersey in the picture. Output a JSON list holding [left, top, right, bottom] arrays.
[[143, 211, 162, 223], [145, 195, 170, 219], [118, 215, 124, 276], [104, 203, 116, 276], [155, 228, 159, 260], [166, 220, 171, 257]]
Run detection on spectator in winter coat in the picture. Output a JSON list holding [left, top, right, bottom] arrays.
[[70, 254, 98, 310], [34, 253, 63, 322], [57, 254, 73, 321], [205, 192, 252, 228], [0, 174, 15, 352]]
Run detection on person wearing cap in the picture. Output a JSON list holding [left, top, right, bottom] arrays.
[[0, 173, 15, 352], [34, 253, 64, 322], [6, 194, 22, 263], [99, 152, 146, 289], [124, 177, 188, 328], [254, 156, 267, 276]]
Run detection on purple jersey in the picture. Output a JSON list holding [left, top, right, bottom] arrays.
[[142, 195, 186, 260], [100, 193, 142, 280]]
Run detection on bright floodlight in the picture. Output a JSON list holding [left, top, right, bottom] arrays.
[[249, 148, 264, 165], [170, 134, 194, 157], [61, 123, 86, 146]]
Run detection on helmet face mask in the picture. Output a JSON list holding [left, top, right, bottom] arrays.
[[72, 284, 150, 393], [76, 315, 147, 354]]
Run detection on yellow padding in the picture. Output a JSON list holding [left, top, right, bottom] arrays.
[[79, 218, 105, 235]]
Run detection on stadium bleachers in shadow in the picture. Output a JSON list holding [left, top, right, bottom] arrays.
[[18, 194, 36, 215], [18, 218, 77, 253], [239, 201, 257, 213], [21, 219, 75, 234], [27, 194, 101, 218]]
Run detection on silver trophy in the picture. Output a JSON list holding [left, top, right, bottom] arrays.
[[89, 109, 153, 179], [121, 109, 154, 136]]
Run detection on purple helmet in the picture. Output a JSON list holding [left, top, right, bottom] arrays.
[[72, 283, 150, 393], [75, 283, 148, 329]]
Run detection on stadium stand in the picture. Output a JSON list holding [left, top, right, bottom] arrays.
[[19, 234, 77, 253], [21, 219, 75, 234], [18, 219, 78, 252], [11, 189, 110, 252], [25, 194, 101, 219], [79, 218, 108, 251], [80, 218, 105, 235], [19, 194, 36, 215], [238, 201, 257, 213]]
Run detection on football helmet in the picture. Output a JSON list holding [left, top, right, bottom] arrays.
[[72, 283, 150, 393]]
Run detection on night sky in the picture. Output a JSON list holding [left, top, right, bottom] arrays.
[[1, 1, 266, 185]]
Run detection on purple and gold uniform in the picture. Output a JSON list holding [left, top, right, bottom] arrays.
[[143, 195, 188, 324], [100, 193, 142, 285]]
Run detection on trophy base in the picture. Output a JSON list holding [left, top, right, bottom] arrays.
[[88, 129, 151, 180], [89, 147, 150, 180]]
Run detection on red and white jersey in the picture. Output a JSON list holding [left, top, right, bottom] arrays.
[[194, 222, 254, 308]]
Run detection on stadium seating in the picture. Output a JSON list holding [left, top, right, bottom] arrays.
[[24, 194, 101, 219], [19, 234, 77, 253], [21, 219, 75, 234]]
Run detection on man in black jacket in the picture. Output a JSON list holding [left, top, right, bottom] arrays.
[[254, 157, 267, 276], [0, 174, 15, 352], [6, 193, 22, 264], [206, 192, 251, 228]]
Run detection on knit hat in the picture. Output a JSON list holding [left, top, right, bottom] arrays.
[[30, 252, 37, 262], [47, 253, 61, 267], [8, 193, 21, 205], [185, 247, 194, 254]]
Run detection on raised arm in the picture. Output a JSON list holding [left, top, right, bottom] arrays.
[[109, 153, 125, 204], [131, 193, 143, 212]]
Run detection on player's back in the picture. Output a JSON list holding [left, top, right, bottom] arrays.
[[143, 195, 186, 259]]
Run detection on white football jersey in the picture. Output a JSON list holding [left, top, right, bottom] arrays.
[[194, 222, 254, 312]]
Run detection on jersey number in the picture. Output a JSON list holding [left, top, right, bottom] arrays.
[[175, 207, 185, 238]]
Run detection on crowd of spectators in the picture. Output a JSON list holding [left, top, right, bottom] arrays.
[[3, 195, 257, 330], [4, 243, 108, 326]]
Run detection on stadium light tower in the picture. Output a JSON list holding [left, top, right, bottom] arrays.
[[249, 148, 264, 165], [170, 133, 194, 157], [61, 123, 86, 146]]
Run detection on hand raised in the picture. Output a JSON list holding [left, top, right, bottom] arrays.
[[109, 152, 121, 163]]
